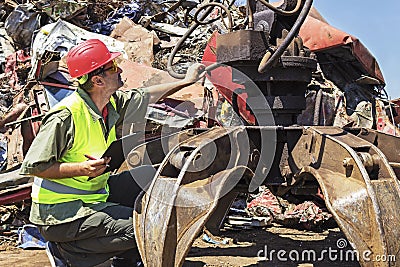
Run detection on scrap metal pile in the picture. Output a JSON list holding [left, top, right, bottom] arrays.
[[0, 0, 400, 265]]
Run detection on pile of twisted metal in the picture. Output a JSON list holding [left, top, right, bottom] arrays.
[[1, 1, 399, 266]]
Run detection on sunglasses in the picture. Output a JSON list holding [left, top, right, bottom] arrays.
[[102, 60, 119, 73], [77, 60, 119, 84]]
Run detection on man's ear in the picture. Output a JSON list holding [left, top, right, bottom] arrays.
[[92, 75, 105, 86]]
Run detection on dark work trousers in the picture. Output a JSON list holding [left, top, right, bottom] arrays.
[[39, 165, 156, 267]]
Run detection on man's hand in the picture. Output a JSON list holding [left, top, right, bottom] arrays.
[[34, 157, 111, 179], [184, 63, 206, 83], [82, 157, 111, 178]]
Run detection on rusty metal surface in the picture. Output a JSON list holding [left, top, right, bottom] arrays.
[[134, 125, 400, 267], [0, 183, 32, 205], [118, 129, 202, 172], [231, 57, 316, 82], [119, 58, 209, 109], [349, 128, 400, 179], [290, 126, 400, 266], [216, 30, 268, 63], [133, 127, 254, 267], [119, 59, 177, 90]]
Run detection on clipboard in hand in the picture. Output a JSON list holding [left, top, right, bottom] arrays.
[[102, 133, 141, 172]]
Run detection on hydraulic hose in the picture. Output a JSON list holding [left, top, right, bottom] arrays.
[[257, 0, 313, 74], [167, 1, 234, 79], [193, 2, 233, 31], [167, 5, 214, 79]]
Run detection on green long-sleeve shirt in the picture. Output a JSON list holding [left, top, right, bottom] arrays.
[[21, 87, 149, 225]]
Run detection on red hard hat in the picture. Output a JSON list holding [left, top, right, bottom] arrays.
[[66, 39, 121, 78]]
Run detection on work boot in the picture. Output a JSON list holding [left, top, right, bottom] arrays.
[[45, 241, 68, 267]]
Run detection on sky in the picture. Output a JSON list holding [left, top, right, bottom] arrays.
[[312, 1, 400, 99]]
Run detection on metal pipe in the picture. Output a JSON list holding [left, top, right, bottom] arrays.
[[390, 162, 400, 168], [257, 0, 303, 16], [247, 0, 255, 30], [313, 89, 323, 125], [39, 81, 77, 90], [5, 114, 45, 127]]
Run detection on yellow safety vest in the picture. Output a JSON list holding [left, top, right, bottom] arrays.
[[31, 92, 116, 204]]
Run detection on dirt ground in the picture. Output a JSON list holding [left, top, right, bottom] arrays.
[[0, 224, 360, 267]]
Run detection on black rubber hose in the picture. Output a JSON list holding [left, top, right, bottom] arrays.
[[167, 3, 223, 79], [193, 2, 233, 30], [257, 0, 313, 74], [167, 1, 236, 79]]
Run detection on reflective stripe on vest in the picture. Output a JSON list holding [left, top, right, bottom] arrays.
[[31, 92, 117, 204], [34, 178, 107, 195]]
